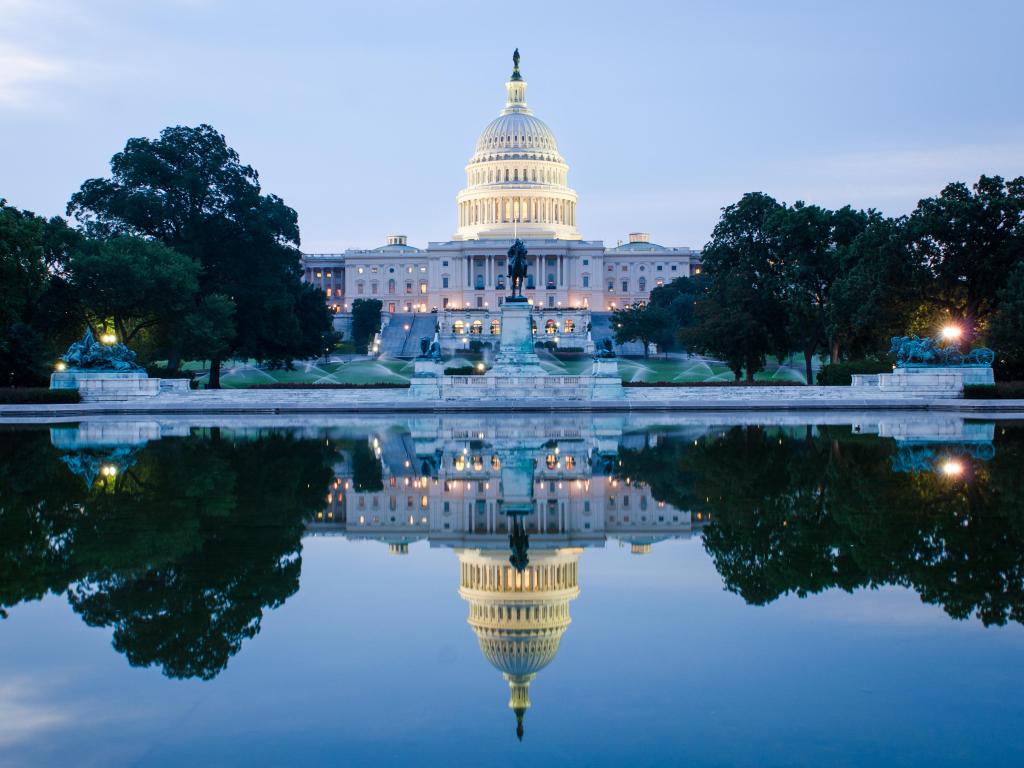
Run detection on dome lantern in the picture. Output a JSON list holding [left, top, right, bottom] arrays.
[[454, 51, 580, 241]]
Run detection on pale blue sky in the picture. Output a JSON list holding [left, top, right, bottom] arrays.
[[2, 0, 1022, 252]]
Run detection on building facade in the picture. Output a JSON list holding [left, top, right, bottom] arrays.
[[302, 52, 700, 351]]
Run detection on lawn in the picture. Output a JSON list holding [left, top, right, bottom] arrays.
[[186, 354, 812, 387]]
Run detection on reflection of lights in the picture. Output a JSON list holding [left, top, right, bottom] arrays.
[[941, 325, 963, 342], [941, 459, 965, 477]]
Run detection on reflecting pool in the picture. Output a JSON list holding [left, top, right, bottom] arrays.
[[1, 414, 1023, 766]]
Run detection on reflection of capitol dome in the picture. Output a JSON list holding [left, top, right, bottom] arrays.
[[458, 547, 581, 740], [455, 51, 579, 241]]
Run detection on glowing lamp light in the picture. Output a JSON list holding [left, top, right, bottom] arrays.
[[941, 459, 965, 477], [55, 361, 67, 372], [476, 363, 485, 372], [100, 333, 117, 345], [100, 464, 117, 478], [941, 325, 963, 342]]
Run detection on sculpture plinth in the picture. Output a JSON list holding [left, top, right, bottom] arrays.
[[488, 301, 545, 377]]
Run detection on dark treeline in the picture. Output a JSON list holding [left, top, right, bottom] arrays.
[[614, 176, 1024, 382], [0, 429, 334, 679], [1, 124, 336, 388], [618, 425, 1024, 626]]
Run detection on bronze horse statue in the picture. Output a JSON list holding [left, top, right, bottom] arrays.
[[507, 238, 528, 299]]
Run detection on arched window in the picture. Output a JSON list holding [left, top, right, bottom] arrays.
[[639, 277, 646, 291], [514, 169, 519, 181], [545, 319, 557, 335], [388, 279, 396, 293], [471, 320, 483, 335], [453, 320, 465, 335], [490, 319, 501, 335], [563, 319, 575, 334]]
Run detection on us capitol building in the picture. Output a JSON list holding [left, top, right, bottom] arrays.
[[302, 50, 700, 351]]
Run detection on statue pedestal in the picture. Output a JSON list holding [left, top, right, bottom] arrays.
[[489, 300, 545, 376], [591, 358, 624, 400], [50, 370, 148, 390], [410, 359, 443, 400]]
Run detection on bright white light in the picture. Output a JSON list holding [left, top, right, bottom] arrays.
[[941, 460, 964, 477], [941, 325, 963, 341]]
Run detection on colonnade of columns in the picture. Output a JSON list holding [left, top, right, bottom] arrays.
[[458, 197, 576, 228], [460, 560, 579, 593]]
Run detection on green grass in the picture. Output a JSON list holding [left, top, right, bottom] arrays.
[[189, 355, 811, 388]]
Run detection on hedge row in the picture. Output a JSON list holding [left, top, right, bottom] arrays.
[[245, 382, 409, 389], [622, 380, 805, 388], [963, 383, 1024, 399], [0, 388, 82, 404], [817, 359, 892, 386]]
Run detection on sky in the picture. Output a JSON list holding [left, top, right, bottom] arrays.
[[1, 0, 1022, 252]]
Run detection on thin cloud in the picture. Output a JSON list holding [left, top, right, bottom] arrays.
[[0, 43, 71, 109]]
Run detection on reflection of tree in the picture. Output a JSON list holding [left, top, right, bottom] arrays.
[[620, 426, 1024, 626], [0, 431, 333, 678]]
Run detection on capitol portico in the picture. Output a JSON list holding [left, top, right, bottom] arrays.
[[302, 51, 700, 352]]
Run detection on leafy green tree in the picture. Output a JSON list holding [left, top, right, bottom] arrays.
[[69, 236, 200, 347], [684, 193, 790, 380], [905, 174, 1024, 339], [987, 261, 1024, 379], [67, 124, 333, 387], [829, 213, 922, 359], [612, 301, 670, 357], [171, 293, 237, 367], [0, 201, 82, 385], [351, 298, 383, 354]]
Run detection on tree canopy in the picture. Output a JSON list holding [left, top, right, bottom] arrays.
[[67, 124, 333, 385]]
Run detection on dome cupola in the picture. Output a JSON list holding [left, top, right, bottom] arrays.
[[454, 51, 580, 241]]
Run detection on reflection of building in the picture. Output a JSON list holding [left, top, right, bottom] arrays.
[[301, 53, 700, 351], [458, 547, 580, 739], [303, 416, 703, 739]]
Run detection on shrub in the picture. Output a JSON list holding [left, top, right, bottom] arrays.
[[964, 383, 1024, 399], [817, 358, 892, 386], [245, 382, 409, 389], [622, 380, 805, 387], [0, 387, 82, 404], [444, 365, 486, 376]]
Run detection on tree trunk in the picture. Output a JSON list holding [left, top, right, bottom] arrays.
[[167, 349, 181, 373], [804, 349, 814, 386], [642, 341, 649, 358], [830, 339, 840, 364], [209, 358, 221, 389]]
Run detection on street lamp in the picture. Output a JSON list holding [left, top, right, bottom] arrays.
[[55, 361, 67, 372], [941, 459, 964, 477], [100, 332, 117, 345], [941, 324, 963, 342]]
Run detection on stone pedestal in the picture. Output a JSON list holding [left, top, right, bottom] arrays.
[[591, 358, 624, 400], [410, 359, 443, 400], [877, 369, 964, 398], [50, 370, 148, 390], [490, 299, 546, 376]]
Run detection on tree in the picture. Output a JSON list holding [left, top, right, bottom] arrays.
[[829, 213, 922, 360], [987, 261, 1024, 380], [612, 302, 670, 357], [351, 298, 382, 354], [0, 200, 82, 385], [69, 236, 200, 347], [685, 193, 790, 380], [67, 124, 333, 387], [172, 293, 237, 366], [905, 174, 1024, 339]]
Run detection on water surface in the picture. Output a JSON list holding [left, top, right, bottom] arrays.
[[1, 414, 1022, 767]]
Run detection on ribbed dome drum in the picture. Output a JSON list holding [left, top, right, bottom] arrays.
[[454, 52, 580, 241]]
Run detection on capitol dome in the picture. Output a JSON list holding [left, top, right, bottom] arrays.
[[457, 547, 581, 740], [454, 51, 580, 241]]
